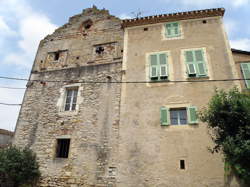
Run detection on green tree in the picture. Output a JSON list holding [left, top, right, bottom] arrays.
[[200, 88, 250, 185], [0, 146, 40, 187]]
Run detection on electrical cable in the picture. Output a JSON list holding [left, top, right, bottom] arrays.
[[0, 103, 21, 106], [0, 75, 249, 84]]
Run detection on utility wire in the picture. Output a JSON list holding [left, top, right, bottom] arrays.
[[0, 103, 21, 106], [0, 86, 26, 89], [0, 75, 249, 84]]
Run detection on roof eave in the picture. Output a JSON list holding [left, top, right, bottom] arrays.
[[122, 8, 225, 28]]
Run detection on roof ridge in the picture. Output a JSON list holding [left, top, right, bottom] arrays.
[[122, 8, 225, 27]]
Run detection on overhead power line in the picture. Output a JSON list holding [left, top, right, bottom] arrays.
[[0, 75, 249, 84], [0, 86, 26, 89], [0, 103, 21, 106]]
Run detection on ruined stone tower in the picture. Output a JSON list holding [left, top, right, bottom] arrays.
[[14, 6, 123, 186]]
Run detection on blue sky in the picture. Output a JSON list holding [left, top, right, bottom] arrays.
[[0, 0, 249, 131]]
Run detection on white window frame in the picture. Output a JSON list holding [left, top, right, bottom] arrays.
[[57, 83, 83, 115]]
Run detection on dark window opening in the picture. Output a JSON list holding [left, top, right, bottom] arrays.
[[85, 24, 91, 29], [180, 160, 185, 169], [160, 76, 168, 80], [150, 77, 158, 81], [96, 46, 105, 55], [202, 20, 207, 24], [54, 52, 60, 61], [76, 56, 80, 60], [40, 60, 43, 63], [56, 139, 70, 158], [144, 27, 148, 31], [82, 19, 93, 30], [188, 73, 196, 77], [170, 109, 187, 125], [121, 49, 124, 53]]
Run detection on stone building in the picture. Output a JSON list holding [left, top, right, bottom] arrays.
[[0, 129, 14, 148], [14, 6, 123, 186], [13, 6, 246, 187]]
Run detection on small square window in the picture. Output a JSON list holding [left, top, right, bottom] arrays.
[[56, 139, 70, 158], [170, 109, 187, 125], [108, 167, 116, 177], [165, 22, 181, 38], [64, 88, 78, 111]]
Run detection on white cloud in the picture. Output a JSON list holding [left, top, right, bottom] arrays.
[[0, 82, 26, 131], [230, 38, 250, 51], [161, 0, 249, 7], [232, 0, 249, 7], [0, 0, 57, 68], [0, 0, 57, 131], [119, 13, 132, 19], [224, 19, 237, 37], [18, 15, 57, 59], [0, 16, 16, 36]]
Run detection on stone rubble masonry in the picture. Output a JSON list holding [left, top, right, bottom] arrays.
[[13, 6, 123, 187]]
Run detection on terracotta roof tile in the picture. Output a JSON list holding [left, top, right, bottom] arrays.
[[122, 8, 225, 28]]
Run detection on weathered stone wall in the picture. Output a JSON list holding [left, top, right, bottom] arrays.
[[14, 63, 122, 187], [0, 129, 13, 148], [119, 16, 241, 187], [14, 6, 123, 187], [33, 6, 123, 72]]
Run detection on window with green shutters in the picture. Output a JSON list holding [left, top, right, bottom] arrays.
[[187, 106, 198, 124], [240, 63, 250, 89], [184, 49, 208, 77], [160, 107, 169, 126], [165, 22, 181, 38], [149, 53, 168, 81], [160, 106, 198, 126]]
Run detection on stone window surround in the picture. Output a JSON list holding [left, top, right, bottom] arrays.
[[161, 21, 184, 41], [145, 50, 173, 85], [161, 103, 199, 127], [57, 83, 83, 115], [181, 47, 212, 80]]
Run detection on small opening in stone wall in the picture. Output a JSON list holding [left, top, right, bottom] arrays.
[[96, 46, 104, 55], [56, 139, 70, 158], [121, 49, 123, 53], [144, 27, 148, 31], [180, 160, 185, 170], [108, 167, 116, 177], [202, 20, 207, 24], [76, 56, 80, 60], [83, 19, 93, 30], [50, 39, 54, 41], [54, 52, 60, 61], [40, 60, 43, 63]]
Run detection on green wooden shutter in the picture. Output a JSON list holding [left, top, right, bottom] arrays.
[[159, 53, 168, 78], [241, 63, 250, 89], [165, 23, 172, 37], [165, 22, 180, 38], [185, 51, 196, 76], [160, 107, 169, 126], [188, 106, 198, 124], [195, 50, 207, 76], [172, 22, 180, 36], [150, 54, 158, 79]]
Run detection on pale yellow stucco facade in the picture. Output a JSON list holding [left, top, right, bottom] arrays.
[[118, 15, 241, 187]]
